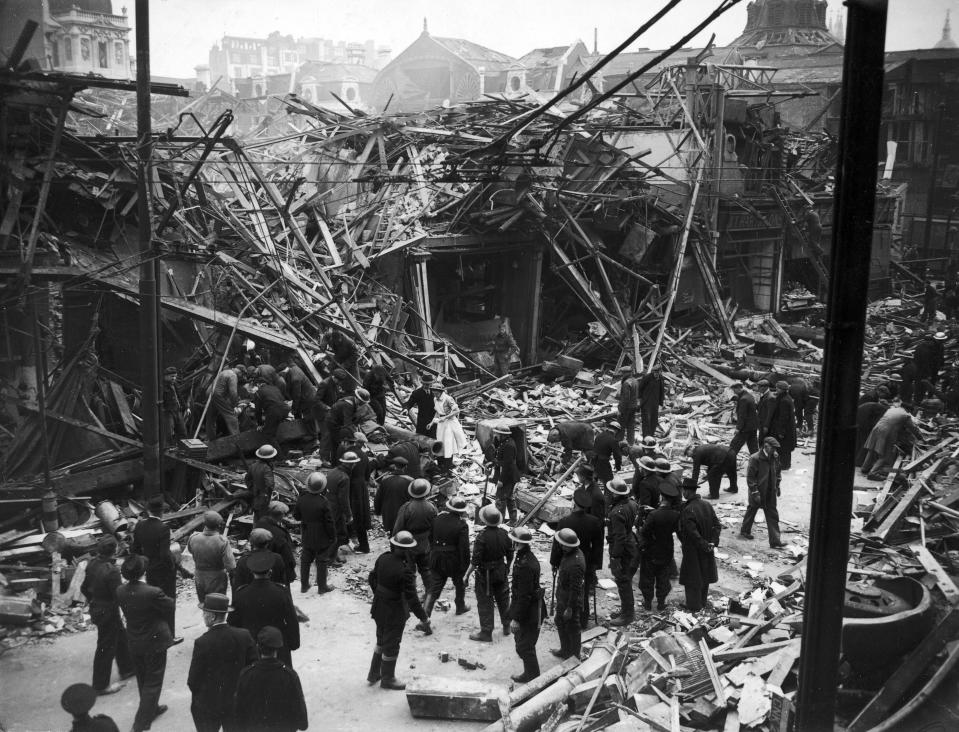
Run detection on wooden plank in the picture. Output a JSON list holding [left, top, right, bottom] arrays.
[[679, 355, 735, 386], [171, 498, 239, 541], [107, 380, 137, 434], [722, 709, 740, 732], [911, 544, 959, 604], [10, 400, 139, 448], [766, 643, 800, 687], [902, 435, 957, 472], [317, 218, 343, 267], [712, 639, 796, 663], [847, 608, 959, 732], [871, 480, 925, 542]]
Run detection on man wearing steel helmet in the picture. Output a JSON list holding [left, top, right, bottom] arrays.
[[294, 472, 337, 594], [338, 433, 373, 554], [551, 528, 586, 660], [367, 530, 431, 690], [550, 487, 603, 625], [325, 453, 356, 559], [392, 478, 439, 593], [417, 495, 471, 629], [638, 481, 681, 611], [607, 478, 640, 626], [186, 510, 235, 603], [506, 526, 543, 683], [468, 504, 513, 643], [245, 444, 276, 521]]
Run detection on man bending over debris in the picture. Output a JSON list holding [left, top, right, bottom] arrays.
[[678, 478, 721, 612], [206, 361, 242, 438], [740, 437, 786, 549], [592, 420, 622, 484], [861, 402, 924, 480], [686, 442, 739, 498], [547, 420, 594, 464]]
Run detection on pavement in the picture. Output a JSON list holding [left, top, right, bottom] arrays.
[[0, 435, 820, 732]]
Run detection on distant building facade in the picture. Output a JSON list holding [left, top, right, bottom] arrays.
[[505, 41, 589, 96]]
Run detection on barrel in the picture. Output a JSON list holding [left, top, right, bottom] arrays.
[[95, 500, 128, 535], [41, 491, 59, 533]]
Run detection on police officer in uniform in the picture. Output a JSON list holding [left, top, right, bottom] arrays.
[[506, 526, 542, 684], [392, 478, 438, 595], [550, 487, 603, 627], [417, 495, 471, 629], [607, 478, 640, 626], [468, 504, 513, 642], [638, 481, 681, 611], [366, 531, 431, 690], [229, 552, 300, 668], [489, 425, 521, 524], [551, 528, 586, 660]]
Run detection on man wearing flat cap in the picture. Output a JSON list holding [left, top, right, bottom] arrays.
[[729, 382, 759, 456], [161, 366, 185, 445], [763, 381, 796, 469], [234, 626, 308, 732], [81, 536, 135, 696], [547, 420, 594, 464], [740, 437, 785, 548], [403, 373, 437, 437], [618, 365, 639, 446], [230, 552, 300, 667], [187, 510, 235, 603], [188, 593, 256, 732], [637, 365, 666, 438], [254, 501, 296, 585]]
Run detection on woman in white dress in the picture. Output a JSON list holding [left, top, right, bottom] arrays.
[[429, 383, 467, 471]]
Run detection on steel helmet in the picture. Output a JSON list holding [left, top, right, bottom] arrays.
[[306, 472, 327, 492], [654, 458, 672, 474], [390, 530, 417, 549], [355, 388, 371, 403], [340, 451, 361, 465], [409, 478, 431, 498], [479, 504, 502, 526], [607, 477, 629, 495], [509, 526, 534, 544], [445, 496, 470, 513], [555, 527, 580, 548]]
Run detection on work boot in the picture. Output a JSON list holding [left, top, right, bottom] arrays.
[[367, 648, 382, 684], [524, 656, 540, 680], [316, 564, 335, 593], [511, 670, 530, 683], [609, 614, 634, 627], [738, 532, 754, 540], [300, 583, 311, 594], [550, 648, 568, 659], [379, 657, 406, 690], [501, 615, 511, 636], [656, 600, 667, 611], [469, 630, 492, 642], [455, 600, 471, 615]]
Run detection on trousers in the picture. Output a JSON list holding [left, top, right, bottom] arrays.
[[495, 481, 517, 522], [207, 396, 239, 439], [741, 489, 781, 546], [554, 605, 581, 658], [641, 405, 659, 437], [194, 570, 228, 604], [91, 608, 134, 691], [374, 618, 406, 658], [514, 622, 540, 676], [638, 555, 672, 606], [475, 567, 509, 633], [610, 549, 638, 617], [619, 407, 637, 446], [301, 544, 333, 589], [146, 565, 176, 636], [730, 428, 758, 456], [429, 565, 467, 610], [130, 647, 167, 732]]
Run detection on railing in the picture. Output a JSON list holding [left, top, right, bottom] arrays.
[[50, 8, 129, 26]]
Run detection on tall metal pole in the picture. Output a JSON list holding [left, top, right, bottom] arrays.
[[922, 102, 946, 266], [136, 0, 160, 496], [797, 2, 888, 730]]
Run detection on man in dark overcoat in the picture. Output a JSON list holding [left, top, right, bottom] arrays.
[[233, 626, 308, 732], [678, 478, 721, 612], [294, 472, 337, 594], [229, 552, 299, 667], [130, 495, 179, 643]]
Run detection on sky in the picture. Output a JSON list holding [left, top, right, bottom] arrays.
[[141, 0, 959, 78]]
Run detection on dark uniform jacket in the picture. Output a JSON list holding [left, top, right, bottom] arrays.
[[234, 657, 309, 732], [229, 577, 300, 653], [915, 340, 943, 381], [285, 365, 316, 416], [734, 390, 759, 432], [507, 549, 542, 626], [619, 376, 638, 412], [550, 510, 604, 571], [254, 516, 296, 584], [315, 376, 343, 408], [187, 623, 257, 721], [429, 511, 470, 572], [587, 482, 607, 524], [115, 581, 174, 654], [555, 421, 595, 453], [293, 492, 336, 550], [327, 395, 365, 436], [369, 551, 427, 624], [639, 506, 680, 564], [607, 497, 640, 559], [254, 365, 287, 397], [632, 471, 660, 508], [678, 496, 720, 586], [638, 372, 665, 407], [856, 402, 889, 454], [691, 444, 735, 481], [337, 444, 372, 531], [130, 516, 175, 578], [254, 384, 290, 422], [471, 526, 514, 580], [234, 549, 286, 589], [555, 548, 586, 612], [765, 393, 797, 450], [81, 556, 123, 623], [374, 474, 414, 534], [403, 387, 436, 434], [325, 467, 353, 526], [393, 498, 438, 553], [384, 441, 423, 478], [592, 431, 622, 480], [245, 461, 275, 514], [491, 437, 520, 485], [757, 392, 775, 437]]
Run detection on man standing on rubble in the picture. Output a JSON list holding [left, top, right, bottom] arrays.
[[416, 494, 471, 630], [686, 442, 738, 497], [607, 478, 640, 626], [186, 511, 235, 603], [506, 525, 543, 683], [490, 317, 520, 376], [789, 376, 818, 435], [253, 376, 290, 451], [362, 363, 393, 425], [206, 360, 243, 438], [764, 381, 797, 469], [551, 487, 603, 626], [551, 528, 586, 660], [367, 531, 431, 690], [116, 555, 173, 732], [637, 365, 666, 438], [245, 444, 276, 521], [338, 433, 373, 554], [915, 332, 946, 401], [392, 478, 438, 594], [81, 536, 134, 696], [638, 481, 681, 611], [489, 425, 521, 524], [295, 472, 337, 595], [592, 420, 622, 485], [617, 365, 639, 446], [729, 382, 759, 456], [324, 329, 360, 382], [677, 478, 721, 612], [254, 502, 296, 585], [403, 373, 437, 437], [326, 387, 372, 459], [229, 552, 300, 668], [469, 504, 513, 642], [326, 453, 355, 560], [861, 402, 924, 479], [547, 420, 594, 464], [740, 437, 786, 548], [161, 367, 186, 444], [922, 281, 939, 323], [374, 457, 414, 533], [315, 368, 349, 456], [131, 496, 181, 645]]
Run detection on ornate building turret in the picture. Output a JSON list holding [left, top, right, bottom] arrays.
[[732, 0, 842, 56]]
